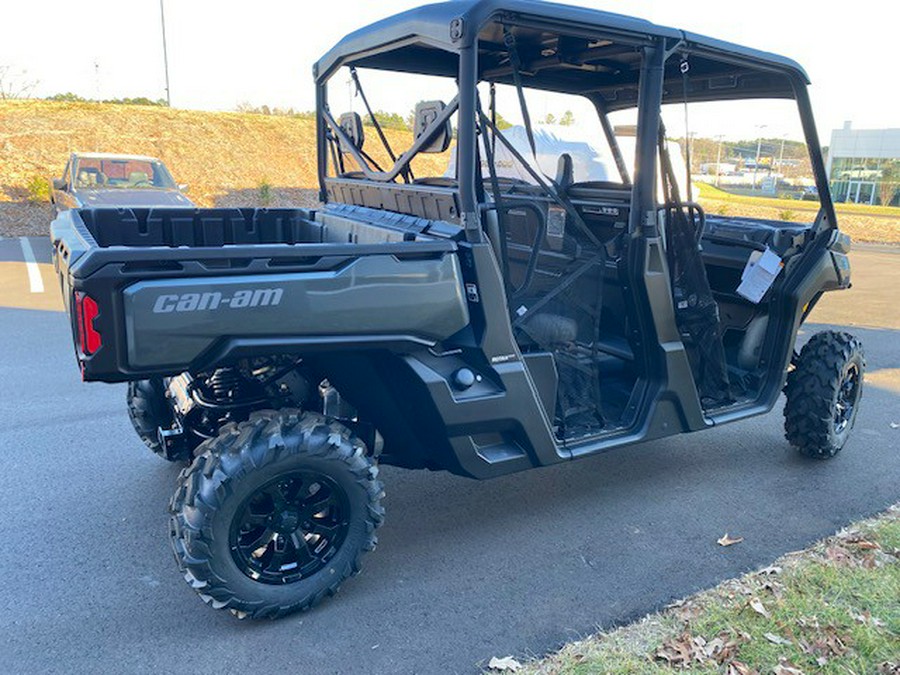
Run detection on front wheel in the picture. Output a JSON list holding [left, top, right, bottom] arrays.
[[169, 410, 384, 619], [784, 331, 865, 459]]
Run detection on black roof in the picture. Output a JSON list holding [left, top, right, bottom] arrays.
[[315, 0, 809, 107]]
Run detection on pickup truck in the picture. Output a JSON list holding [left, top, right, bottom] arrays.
[[53, 0, 863, 621]]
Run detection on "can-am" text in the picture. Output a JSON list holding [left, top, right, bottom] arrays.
[[152, 288, 284, 313]]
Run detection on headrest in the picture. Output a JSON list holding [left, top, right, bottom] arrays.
[[338, 112, 364, 153], [77, 170, 97, 186], [555, 153, 574, 189], [413, 100, 452, 154]]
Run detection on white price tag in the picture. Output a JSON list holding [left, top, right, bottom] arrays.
[[736, 247, 783, 303]]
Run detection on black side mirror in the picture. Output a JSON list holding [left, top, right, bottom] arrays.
[[52, 178, 66, 191]]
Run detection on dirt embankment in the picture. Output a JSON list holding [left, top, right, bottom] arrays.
[[0, 99, 449, 236]]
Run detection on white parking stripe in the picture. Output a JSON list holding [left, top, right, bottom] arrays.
[[19, 237, 44, 293]]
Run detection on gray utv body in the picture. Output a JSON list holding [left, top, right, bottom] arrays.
[[51, 0, 860, 618]]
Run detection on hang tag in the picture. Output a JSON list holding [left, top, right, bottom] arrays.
[[736, 247, 783, 303]]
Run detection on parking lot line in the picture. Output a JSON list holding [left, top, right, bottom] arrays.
[[19, 237, 44, 293]]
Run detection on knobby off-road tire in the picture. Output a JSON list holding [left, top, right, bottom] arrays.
[[169, 409, 384, 619], [126, 379, 186, 461], [784, 331, 865, 459]]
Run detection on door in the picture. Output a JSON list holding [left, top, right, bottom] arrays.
[[845, 180, 876, 205]]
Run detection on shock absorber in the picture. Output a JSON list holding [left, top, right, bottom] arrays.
[[205, 368, 243, 404]]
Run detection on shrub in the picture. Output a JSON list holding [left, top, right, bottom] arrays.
[[25, 175, 50, 203], [257, 180, 273, 206], [778, 209, 796, 221], [716, 203, 731, 216]]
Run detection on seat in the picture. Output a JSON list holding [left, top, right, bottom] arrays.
[[76, 170, 97, 187]]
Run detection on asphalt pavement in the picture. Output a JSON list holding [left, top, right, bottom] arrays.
[[0, 239, 898, 674]]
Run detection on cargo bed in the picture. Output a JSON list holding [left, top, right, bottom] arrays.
[[51, 205, 469, 381]]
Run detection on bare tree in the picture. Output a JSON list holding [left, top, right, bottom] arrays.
[[0, 65, 38, 100]]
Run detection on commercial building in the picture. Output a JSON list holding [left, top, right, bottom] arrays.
[[825, 122, 900, 206]]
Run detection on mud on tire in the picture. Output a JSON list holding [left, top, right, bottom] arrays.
[[169, 409, 384, 619], [783, 331, 865, 459]]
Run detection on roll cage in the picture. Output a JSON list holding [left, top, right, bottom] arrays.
[[313, 0, 836, 244]]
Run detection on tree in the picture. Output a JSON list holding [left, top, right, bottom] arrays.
[[560, 110, 575, 126], [543, 113, 556, 125], [878, 161, 898, 207], [494, 112, 513, 130]]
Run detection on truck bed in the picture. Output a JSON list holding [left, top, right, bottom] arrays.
[[52, 205, 470, 381]]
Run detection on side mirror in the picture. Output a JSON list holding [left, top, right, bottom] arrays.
[[178, 183, 189, 192], [52, 178, 66, 191]]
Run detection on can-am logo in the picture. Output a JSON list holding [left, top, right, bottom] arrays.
[[152, 288, 284, 313]]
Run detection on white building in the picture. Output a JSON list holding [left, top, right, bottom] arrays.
[[825, 122, 900, 205]]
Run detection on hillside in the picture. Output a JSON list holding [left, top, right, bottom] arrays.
[[0, 99, 449, 234], [1, 100, 897, 243]]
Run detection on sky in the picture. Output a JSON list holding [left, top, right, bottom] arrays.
[[2, 0, 898, 142]]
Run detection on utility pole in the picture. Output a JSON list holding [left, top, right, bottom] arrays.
[[160, 0, 171, 106], [714, 134, 724, 188], [752, 124, 767, 191]]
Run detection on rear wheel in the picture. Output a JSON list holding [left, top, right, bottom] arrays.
[[169, 410, 384, 619], [126, 379, 186, 461], [784, 331, 865, 459]]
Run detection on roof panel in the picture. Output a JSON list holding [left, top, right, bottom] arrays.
[[315, 0, 809, 85]]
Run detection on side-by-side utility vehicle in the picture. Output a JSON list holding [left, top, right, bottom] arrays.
[[52, 0, 864, 619]]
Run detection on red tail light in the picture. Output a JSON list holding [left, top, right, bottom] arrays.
[[75, 292, 102, 355]]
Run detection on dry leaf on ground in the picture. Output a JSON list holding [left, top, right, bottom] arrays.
[[773, 660, 805, 674], [748, 597, 770, 618], [718, 533, 744, 547], [764, 633, 792, 646], [487, 656, 522, 672], [727, 660, 760, 675], [825, 545, 855, 566], [655, 631, 702, 667]]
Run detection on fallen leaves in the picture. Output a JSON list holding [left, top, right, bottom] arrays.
[[773, 660, 805, 674], [718, 533, 745, 547], [655, 630, 750, 668], [825, 545, 855, 567], [727, 661, 759, 675], [843, 533, 881, 550], [796, 624, 851, 663], [487, 656, 522, 672], [852, 610, 886, 628]]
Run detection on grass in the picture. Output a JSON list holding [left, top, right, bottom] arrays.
[[697, 183, 900, 219], [696, 183, 900, 244], [511, 506, 899, 674]]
